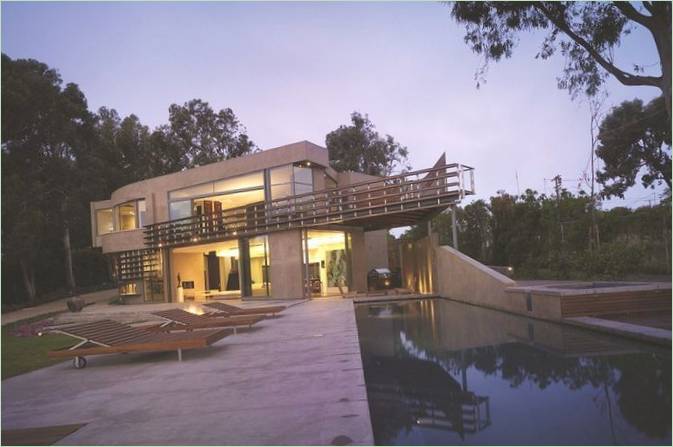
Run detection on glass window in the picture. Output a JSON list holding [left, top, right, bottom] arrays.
[[293, 166, 313, 186], [169, 200, 191, 220], [96, 208, 114, 235], [118, 202, 137, 230], [138, 200, 146, 227], [169, 172, 265, 202], [294, 183, 313, 196], [211, 189, 265, 210], [213, 172, 264, 194], [169, 183, 214, 201], [270, 165, 292, 185], [271, 184, 293, 200]]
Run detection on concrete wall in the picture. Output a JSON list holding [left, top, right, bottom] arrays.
[[100, 229, 146, 253], [364, 230, 389, 271], [349, 230, 368, 293], [433, 244, 568, 320], [268, 230, 305, 299], [434, 245, 526, 313]]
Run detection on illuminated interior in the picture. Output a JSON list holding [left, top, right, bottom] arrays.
[[305, 230, 350, 297], [96, 208, 114, 235], [168, 171, 265, 220], [193, 189, 265, 216], [172, 237, 270, 300]]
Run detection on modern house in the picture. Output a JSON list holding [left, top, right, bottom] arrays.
[[90, 141, 474, 303]]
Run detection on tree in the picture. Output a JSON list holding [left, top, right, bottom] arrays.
[[596, 95, 671, 198], [326, 112, 410, 176], [2, 53, 91, 297], [448, 2, 672, 120], [166, 99, 256, 168]]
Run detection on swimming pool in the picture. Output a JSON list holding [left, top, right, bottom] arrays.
[[355, 298, 671, 445]]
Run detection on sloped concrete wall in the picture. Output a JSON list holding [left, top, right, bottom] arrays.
[[434, 245, 522, 312]]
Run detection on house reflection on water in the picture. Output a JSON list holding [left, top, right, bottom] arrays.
[[355, 299, 672, 446]]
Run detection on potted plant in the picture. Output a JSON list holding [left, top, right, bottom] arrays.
[[327, 251, 347, 295]]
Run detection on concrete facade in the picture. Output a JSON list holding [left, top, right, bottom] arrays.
[[348, 230, 368, 293], [90, 141, 394, 302], [268, 230, 305, 299], [364, 230, 389, 272], [91, 141, 333, 251]]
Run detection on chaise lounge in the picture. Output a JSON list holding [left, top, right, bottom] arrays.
[[46, 319, 229, 369], [203, 302, 286, 317], [151, 309, 265, 332]]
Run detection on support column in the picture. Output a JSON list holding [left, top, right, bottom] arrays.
[[348, 229, 367, 293], [162, 247, 172, 303], [451, 206, 459, 250], [268, 230, 305, 299], [239, 238, 252, 297]]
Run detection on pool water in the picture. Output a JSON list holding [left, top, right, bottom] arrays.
[[354, 298, 671, 445]]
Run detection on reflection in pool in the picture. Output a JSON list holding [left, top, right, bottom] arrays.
[[355, 299, 671, 445]]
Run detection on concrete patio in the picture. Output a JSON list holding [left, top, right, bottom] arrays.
[[1, 298, 374, 445]]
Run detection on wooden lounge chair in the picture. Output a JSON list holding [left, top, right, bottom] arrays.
[[203, 301, 286, 317], [151, 309, 264, 332], [46, 320, 229, 369]]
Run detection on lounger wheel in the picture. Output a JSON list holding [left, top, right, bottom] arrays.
[[73, 356, 87, 369]]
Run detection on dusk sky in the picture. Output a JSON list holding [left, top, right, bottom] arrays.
[[2, 1, 666, 210]]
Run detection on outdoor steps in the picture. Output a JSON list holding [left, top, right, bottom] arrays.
[[560, 288, 672, 317]]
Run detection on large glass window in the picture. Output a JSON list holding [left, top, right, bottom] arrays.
[[305, 230, 349, 297], [170, 200, 192, 220], [118, 202, 137, 230], [168, 172, 265, 220], [270, 163, 314, 200], [293, 166, 313, 186], [213, 172, 264, 194], [169, 172, 264, 201], [248, 236, 270, 297], [270, 165, 292, 185], [96, 208, 114, 235], [138, 200, 146, 227], [169, 183, 214, 201]]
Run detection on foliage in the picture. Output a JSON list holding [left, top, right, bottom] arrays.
[[596, 95, 671, 198], [326, 112, 410, 176], [1, 54, 255, 306], [1, 53, 92, 301], [448, 2, 672, 119], [405, 188, 671, 280], [166, 98, 256, 168]]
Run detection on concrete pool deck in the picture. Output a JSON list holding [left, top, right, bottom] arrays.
[[1, 298, 374, 445]]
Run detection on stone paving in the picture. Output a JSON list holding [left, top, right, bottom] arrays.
[[1, 298, 374, 445], [1, 289, 118, 326]]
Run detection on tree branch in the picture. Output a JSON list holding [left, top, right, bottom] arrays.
[[642, 2, 656, 15], [613, 2, 653, 28], [535, 3, 662, 89]]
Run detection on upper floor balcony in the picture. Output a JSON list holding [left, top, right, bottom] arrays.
[[144, 159, 475, 249]]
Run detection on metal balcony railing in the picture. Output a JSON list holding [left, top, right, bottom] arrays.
[[144, 162, 474, 248]]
